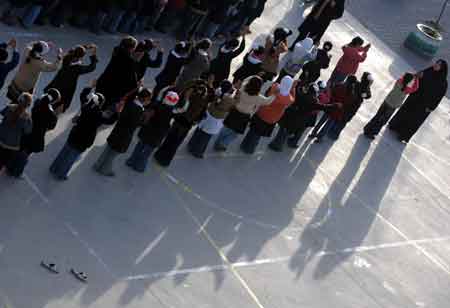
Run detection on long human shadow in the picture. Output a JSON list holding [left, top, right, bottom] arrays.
[[289, 133, 404, 279]]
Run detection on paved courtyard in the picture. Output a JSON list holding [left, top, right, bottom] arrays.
[[1, 1, 450, 308]]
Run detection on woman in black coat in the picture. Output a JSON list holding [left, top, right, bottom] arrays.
[[126, 88, 180, 172], [7, 88, 61, 177], [209, 34, 246, 87], [134, 40, 164, 81], [290, 0, 345, 48], [153, 41, 193, 100], [389, 59, 448, 143], [96, 36, 139, 111], [50, 84, 116, 180], [45, 44, 98, 112], [94, 87, 152, 177]]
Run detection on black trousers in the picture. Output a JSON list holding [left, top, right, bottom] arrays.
[[188, 127, 212, 158], [290, 17, 330, 49], [364, 103, 396, 137]]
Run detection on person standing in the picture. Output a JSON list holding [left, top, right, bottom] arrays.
[[208, 33, 246, 87], [175, 0, 210, 40], [134, 40, 164, 82], [7, 89, 62, 177], [187, 80, 237, 158], [7, 41, 62, 101], [389, 60, 448, 143], [126, 90, 180, 172], [94, 87, 152, 177], [363, 73, 419, 140], [95, 36, 139, 112], [50, 82, 116, 180], [328, 37, 370, 87], [0, 93, 33, 173], [44, 44, 98, 112], [240, 76, 296, 154], [0, 38, 20, 91], [154, 79, 211, 167], [214, 75, 277, 151], [290, 0, 345, 48], [153, 41, 192, 99], [277, 37, 315, 82], [175, 39, 212, 91]]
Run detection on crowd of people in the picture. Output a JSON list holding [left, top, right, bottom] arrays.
[[0, 0, 448, 183]]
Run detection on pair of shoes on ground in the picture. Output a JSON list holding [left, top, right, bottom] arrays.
[[41, 261, 87, 282]]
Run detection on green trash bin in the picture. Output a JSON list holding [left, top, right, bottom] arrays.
[[404, 23, 443, 58]]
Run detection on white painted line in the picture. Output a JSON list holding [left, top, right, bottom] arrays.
[[124, 236, 450, 281], [23, 174, 50, 205], [197, 214, 214, 234], [65, 222, 116, 277], [135, 229, 168, 265]]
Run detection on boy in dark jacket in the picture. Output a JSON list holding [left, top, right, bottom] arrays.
[[94, 87, 152, 177], [0, 38, 20, 91]]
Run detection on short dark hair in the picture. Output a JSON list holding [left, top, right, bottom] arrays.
[[244, 76, 264, 96], [350, 36, 364, 47], [196, 39, 212, 51], [323, 41, 333, 51], [137, 88, 152, 100]]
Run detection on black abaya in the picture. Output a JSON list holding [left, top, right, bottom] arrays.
[[389, 67, 448, 142]]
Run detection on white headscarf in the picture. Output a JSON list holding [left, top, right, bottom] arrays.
[[293, 38, 314, 60], [279, 76, 294, 96], [38, 41, 50, 56]]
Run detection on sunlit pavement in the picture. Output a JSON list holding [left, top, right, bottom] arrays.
[[0, 1, 450, 307]]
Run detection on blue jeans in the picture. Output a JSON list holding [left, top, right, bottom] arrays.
[[118, 11, 137, 33], [22, 4, 42, 28], [126, 140, 155, 172], [240, 127, 261, 154], [215, 126, 240, 150], [103, 7, 125, 33], [50, 143, 82, 180]]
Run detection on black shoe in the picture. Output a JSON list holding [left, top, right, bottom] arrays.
[[71, 269, 88, 282], [363, 132, 375, 140], [41, 261, 59, 274], [268, 143, 283, 152]]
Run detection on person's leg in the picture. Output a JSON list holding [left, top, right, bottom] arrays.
[[328, 70, 348, 87], [269, 126, 288, 152], [21, 4, 42, 28], [240, 127, 261, 154], [104, 5, 125, 33], [94, 144, 118, 176], [89, 8, 107, 34], [214, 126, 239, 151], [188, 127, 212, 158], [364, 103, 395, 138], [6, 150, 30, 177], [327, 120, 345, 140], [50, 143, 70, 174], [176, 8, 199, 40], [287, 127, 307, 148], [315, 118, 334, 141], [52, 144, 81, 180], [127, 140, 154, 172], [310, 113, 329, 137], [118, 10, 137, 33]]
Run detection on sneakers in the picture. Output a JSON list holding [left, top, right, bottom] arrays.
[[71, 269, 88, 283]]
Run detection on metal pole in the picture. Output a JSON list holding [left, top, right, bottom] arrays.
[[436, 0, 449, 25]]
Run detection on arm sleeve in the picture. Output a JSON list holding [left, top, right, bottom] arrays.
[[231, 38, 246, 58], [4, 50, 20, 72], [80, 87, 93, 105], [39, 57, 62, 72], [75, 55, 98, 75], [146, 51, 164, 68]]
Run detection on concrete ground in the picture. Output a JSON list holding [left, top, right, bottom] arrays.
[[1, 1, 450, 308]]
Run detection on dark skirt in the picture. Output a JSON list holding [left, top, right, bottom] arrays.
[[223, 109, 251, 134], [154, 121, 192, 167], [250, 115, 276, 137], [188, 127, 212, 158]]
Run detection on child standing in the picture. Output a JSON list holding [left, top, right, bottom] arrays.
[[94, 87, 152, 177]]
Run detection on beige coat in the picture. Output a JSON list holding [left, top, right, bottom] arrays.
[[12, 46, 61, 93]]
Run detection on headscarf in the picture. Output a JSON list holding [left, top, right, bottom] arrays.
[[279, 76, 294, 96], [162, 91, 180, 106], [293, 38, 314, 60], [37, 41, 50, 56]]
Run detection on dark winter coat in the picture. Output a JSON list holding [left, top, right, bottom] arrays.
[[45, 55, 98, 112], [138, 103, 174, 147], [305, 0, 345, 26], [96, 46, 139, 109], [0, 43, 20, 90], [209, 39, 246, 86], [67, 88, 116, 152], [389, 67, 448, 141], [155, 50, 191, 88], [107, 100, 145, 153], [22, 98, 58, 153], [136, 50, 164, 81], [299, 60, 322, 84]]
